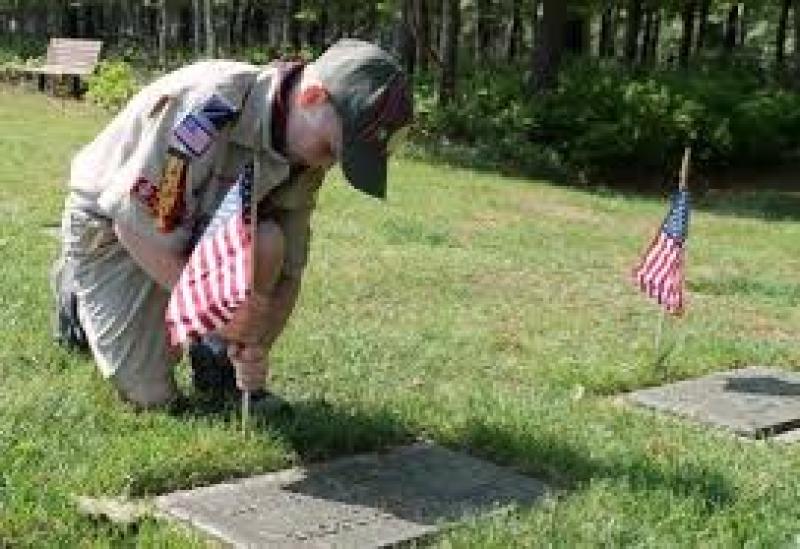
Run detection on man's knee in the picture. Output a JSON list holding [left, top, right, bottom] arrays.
[[109, 366, 178, 409], [254, 221, 285, 293]]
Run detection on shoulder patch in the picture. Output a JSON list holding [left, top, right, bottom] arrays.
[[171, 94, 240, 158], [201, 94, 240, 130], [154, 149, 188, 233]]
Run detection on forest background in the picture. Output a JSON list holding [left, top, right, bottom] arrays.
[[2, 0, 800, 189]]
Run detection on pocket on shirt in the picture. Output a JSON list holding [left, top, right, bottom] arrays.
[[64, 209, 116, 260]]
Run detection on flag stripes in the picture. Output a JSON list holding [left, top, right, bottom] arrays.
[[632, 190, 690, 315], [166, 163, 254, 345]]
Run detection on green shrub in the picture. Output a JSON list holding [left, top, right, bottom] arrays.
[[85, 61, 140, 111], [412, 67, 563, 178], [0, 37, 46, 62], [533, 61, 800, 179], [414, 59, 800, 184]]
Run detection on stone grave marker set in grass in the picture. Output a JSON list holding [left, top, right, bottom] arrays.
[[628, 367, 800, 440], [157, 443, 549, 548]]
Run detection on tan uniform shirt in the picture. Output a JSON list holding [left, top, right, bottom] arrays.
[[68, 60, 323, 280]]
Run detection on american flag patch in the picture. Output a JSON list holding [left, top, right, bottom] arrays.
[[173, 113, 215, 157], [171, 94, 239, 158]]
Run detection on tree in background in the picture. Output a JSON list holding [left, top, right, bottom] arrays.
[[625, 0, 643, 64], [777, 0, 791, 69], [439, 0, 459, 105], [531, 0, 566, 92], [204, 0, 214, 58], [679, 0, 697, 69], [599, 1, 617, 58]]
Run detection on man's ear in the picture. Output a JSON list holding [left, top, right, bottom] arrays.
[[296, 85, 329, 108]]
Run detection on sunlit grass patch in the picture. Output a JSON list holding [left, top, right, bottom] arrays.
[[4, 87, 800, 545]]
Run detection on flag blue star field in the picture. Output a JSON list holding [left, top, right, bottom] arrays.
[[166, 163, 254, 345], [632, 190, 690, 315]]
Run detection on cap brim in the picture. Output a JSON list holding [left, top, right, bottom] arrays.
[[340, 139, 388, 199]]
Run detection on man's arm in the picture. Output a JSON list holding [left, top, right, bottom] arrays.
[[113, 220, 186, 290], [117, 215, 302, 346], [261, 276, 302, 350]]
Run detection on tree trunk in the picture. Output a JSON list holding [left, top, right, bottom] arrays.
[[193, 0, 201, 58], [218, 1, 231, 56], [794, 0, 800, 83], [506, 0, 521, 62], [204, 0, 215, 57], [724, 3, 739, 53], [233, 0, 249, 52], [530, 0, 566, 93], [159, 0, 168, 68], [253, 3, 267, 45], [398, 0, 416, 76], [696, 0, 710, 51], [475, 0, 491, 63], [777, 0, 791, 69], [599, 4, 616, 58], [679, 0, 696, 69], [309, 4, 328, 49], [564, 13, 587, 55], [364, 2, 378, 40], [430, 0, 441, 56], [121, 0, 132, 40], [284, 0, 301, 51], [414, 0, 430, 71], [624, 0, 643, 64], [640, 8, 652, 64], [739, 4, 746, 46], [438, 0, 459, 105], [649, 8, 660, 64]]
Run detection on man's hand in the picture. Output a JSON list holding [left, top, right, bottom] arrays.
[[216, 277, 302, 392], [217, 291, 272, 345], [228, 343, 269, 392]]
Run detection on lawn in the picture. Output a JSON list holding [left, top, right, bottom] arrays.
[[3, 85, 800, 546]]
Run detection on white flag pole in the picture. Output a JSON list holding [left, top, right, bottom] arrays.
[[242, 145, 260, 436]]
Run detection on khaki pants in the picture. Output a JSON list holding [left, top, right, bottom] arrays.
[[53, 196, 179, 407]]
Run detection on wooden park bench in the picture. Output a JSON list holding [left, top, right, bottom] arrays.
[[16, 38, 103, 96]]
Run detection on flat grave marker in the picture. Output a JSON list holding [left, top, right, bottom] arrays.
[[157, 443, 548, 548], [628, 366, 800, 439]]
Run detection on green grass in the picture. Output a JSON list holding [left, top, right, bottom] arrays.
[[4, 84, 800, 546]]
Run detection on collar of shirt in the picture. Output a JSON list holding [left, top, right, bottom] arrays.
[[269, 61, 305, 157], [228, 65, 291, 203]]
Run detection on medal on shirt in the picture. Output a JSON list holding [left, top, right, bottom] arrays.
[[155, 149, 187, 233]]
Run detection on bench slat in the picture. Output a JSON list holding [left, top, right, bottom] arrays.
[[37, 38, 103, 78]]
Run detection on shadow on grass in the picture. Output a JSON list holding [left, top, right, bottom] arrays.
[[410, 142, 800, 222], [77, 401, 736, 544], [174, 396, 734, 514], [696, 188, 800, 222], [459, 420, 735, 514], [179, 395, 415, 463]]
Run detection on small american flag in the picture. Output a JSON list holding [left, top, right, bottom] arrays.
[[166, 163, 254, 345], [632, 190, 691, 315]]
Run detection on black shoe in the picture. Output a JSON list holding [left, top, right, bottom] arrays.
[[189, 336, 238, 398], [189, 337, 293, 414], [54, 291, 90, 353], [246, 389, 293, 416]]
